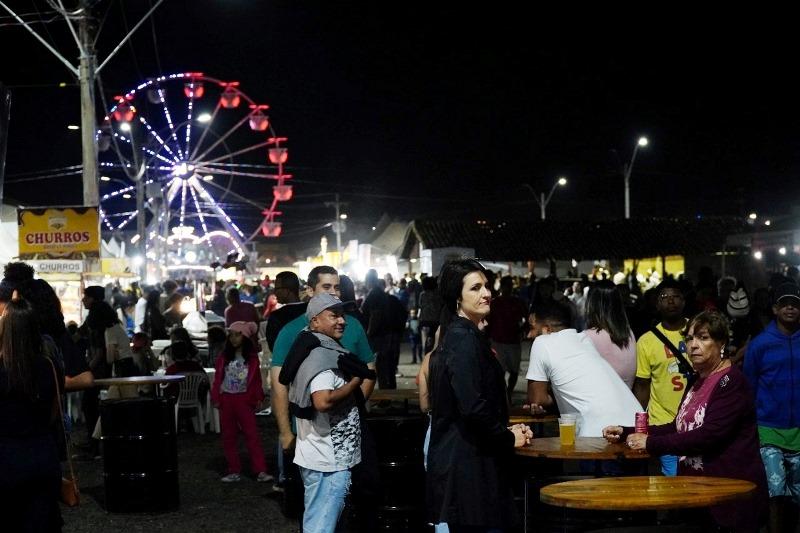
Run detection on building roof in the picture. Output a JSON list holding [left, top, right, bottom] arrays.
[[400, 217, 750, 261]]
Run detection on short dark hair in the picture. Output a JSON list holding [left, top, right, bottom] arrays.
[[207, 325, 227, 344], [532, 301, 572, 329], [275, 271, 300, 294], [338, 274, 356, 302], [87, 301, 120, 330], [685, 310, 729, 345], [655, 278, 683, 297], [162, 279, 178, 293], [307, 266, 338, 289], [226, 287, 240, 303]]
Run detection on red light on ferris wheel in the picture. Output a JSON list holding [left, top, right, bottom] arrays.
[[184, 81, 204, 99], [269, 147, 288, 164], [261, 221, 283, 237], [220, 82, 241, 108], [248, 104, 270, 131], [112, 97, 135, 122], [273, 184, 293, 201]]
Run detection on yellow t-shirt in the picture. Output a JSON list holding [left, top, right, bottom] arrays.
[[635, 322, 688, 425]]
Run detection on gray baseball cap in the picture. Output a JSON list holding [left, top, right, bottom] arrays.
[[306, 293, 345, 321]]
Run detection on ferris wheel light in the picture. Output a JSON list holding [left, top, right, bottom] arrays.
[[197, 113, 212, 123], [119, 122, 131, 132], [268, 147, 288, 164], [67, 124, 79, 130], [100, 176, 111, 182], [122, 193, 132, 199], [203, 175, 214, 181]]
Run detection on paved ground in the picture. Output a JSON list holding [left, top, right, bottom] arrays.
[[61, 342, 534, 532]]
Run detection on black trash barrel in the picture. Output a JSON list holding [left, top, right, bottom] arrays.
[[366, 414, 428, 531], [100, 397, 179, 512]]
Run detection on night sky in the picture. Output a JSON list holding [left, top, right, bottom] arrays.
[[2, 3, 798, 252]]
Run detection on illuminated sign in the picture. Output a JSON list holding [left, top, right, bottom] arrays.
[[18, 206, 100, 259]]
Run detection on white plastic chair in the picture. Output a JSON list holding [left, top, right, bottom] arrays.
[[175, 372, 208, 434]]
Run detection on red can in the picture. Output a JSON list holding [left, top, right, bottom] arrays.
[[635, 412, 649, 434]]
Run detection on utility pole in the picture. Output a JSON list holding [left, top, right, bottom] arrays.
[[0, 0, 165, 207], [78, 4, 98, 206]]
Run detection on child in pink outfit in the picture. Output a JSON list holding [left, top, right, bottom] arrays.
[[210, 321, 271, 482]]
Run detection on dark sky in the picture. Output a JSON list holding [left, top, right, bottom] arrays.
[[2, 3, 799, 251]]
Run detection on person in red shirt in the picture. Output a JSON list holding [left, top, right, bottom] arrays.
[[224, 287, 260, 327], [487, 275, 528, 401]]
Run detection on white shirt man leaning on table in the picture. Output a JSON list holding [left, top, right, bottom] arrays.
[[525, 302, 641, 437]]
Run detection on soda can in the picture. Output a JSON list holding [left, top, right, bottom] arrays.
[[635, 412, 649, 434]]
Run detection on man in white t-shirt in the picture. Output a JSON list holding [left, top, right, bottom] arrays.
[[289, 293, 363, 532], [525, 302, 641, 437]]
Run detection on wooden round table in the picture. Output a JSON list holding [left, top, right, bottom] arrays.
[[540, 475, 756, 511], [515, 437, 651, 460]]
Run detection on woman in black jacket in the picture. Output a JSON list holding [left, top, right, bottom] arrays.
[[426, 259, 531, 532]]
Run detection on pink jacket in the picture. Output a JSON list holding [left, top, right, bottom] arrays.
[[210, 348, 264, 406]]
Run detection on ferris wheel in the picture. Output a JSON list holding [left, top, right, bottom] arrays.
[[97, 71, 290, 272]]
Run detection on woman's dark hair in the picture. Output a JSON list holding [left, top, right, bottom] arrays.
[[168, 341, 192, 361], [0, 298, 44, 397], [437, 258, 488, 334], [222, 331, 255, 362], [685, 310, 730, 345], [86, 301, 120, 330], [170, 327, 198, 357], [17, 278, 67, 339], [585, 281, 632, 349], [145, 290, 161, 308]]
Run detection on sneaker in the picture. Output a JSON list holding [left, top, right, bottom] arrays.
[[257, 472, 274, 483], [221, 473, 241, 482], [255, 407, 272, 416]]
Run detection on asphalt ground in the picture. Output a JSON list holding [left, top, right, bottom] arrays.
[[60, 342, 534, 532]]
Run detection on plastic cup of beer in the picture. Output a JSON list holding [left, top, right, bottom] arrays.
[[558, 417, 576, 446]]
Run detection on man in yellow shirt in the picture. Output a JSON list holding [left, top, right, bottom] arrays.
[[634, 279, 688, 476]]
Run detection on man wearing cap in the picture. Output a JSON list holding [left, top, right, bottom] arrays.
[[271, 266, 374, 457], [288, 294, 364, 532], [633, 278, 688, 476], [745, 282, 800, 533]]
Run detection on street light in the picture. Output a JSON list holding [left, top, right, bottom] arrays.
[[623, 136, 649, 219], [523, 176, 568, 220]]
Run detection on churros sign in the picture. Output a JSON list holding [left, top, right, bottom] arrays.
[[18, 206, 100, 258]]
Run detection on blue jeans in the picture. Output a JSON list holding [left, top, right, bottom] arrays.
[[300, 467, 351, 533], [660, 454, 678, 476], [424, 416, 450, 532]]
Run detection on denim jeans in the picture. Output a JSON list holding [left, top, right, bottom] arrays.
[[300, 467, 351, 533]]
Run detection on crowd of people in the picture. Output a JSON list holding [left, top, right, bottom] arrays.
[[3, 255, 800, 532]]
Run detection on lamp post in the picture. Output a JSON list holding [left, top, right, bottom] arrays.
[[523, 176, 567, 220], [623, 136, 649, 219]]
